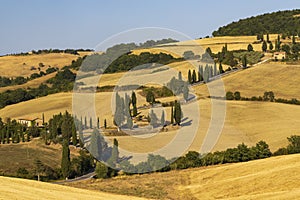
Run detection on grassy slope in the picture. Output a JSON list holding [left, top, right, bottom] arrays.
[[0, 138, 79, 174], [0, 176, 146, 200], [0, 53, 82, 78], [65, 154, 300, 200], [194, 62, 300, 99], [1, 91, 300, 152]]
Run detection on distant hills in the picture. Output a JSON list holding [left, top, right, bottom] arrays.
[[213, 9, 300, 36]]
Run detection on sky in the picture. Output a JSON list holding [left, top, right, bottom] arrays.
[[0, 0, 300, 55]]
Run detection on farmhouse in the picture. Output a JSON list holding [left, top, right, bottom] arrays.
[[273, 52, 286, 60], [18, 118, 43, 127]]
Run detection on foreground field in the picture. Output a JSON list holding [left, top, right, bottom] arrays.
[[64, 154, 300, 199], [0, 176, 145, 200], [0, 138, 78, 175]]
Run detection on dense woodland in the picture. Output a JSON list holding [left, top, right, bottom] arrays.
[[213, 9, 300, 36]]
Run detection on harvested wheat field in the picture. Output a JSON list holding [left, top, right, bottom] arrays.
[[0, 176, 145, 200], [64, 154, 300, 200], [0, 53, 79, 77], [194, 62, 300, 100]]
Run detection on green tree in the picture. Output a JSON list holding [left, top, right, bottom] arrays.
[[107, 138, 119, 167], [234, 91, 241, 100], [131, 91, 138, 117], [192, 70, 197, 83], [226, 91, 234, 100], [188, 69, 192, 84], [104, 119, 107, 129], [266, 33, 270, 43], [97, 117, 100, 129], [287, 135, 300, 154], [161, 111, 165, 127], [183, 83, 189, 102], [72, 123, 77, 146], [242, 55, 247, 67], [247, 44, 253, 52], [174, 100, 182, 125], [262, 41, 267, 52], [269, 42, 273, 51], [146, 90, 155, 105], [183, 50, 195, 60], [95, 161, 108, 178], [90, 117, 93, 129], [178, 71, 182, 81], [292, 35, 296, 44], [61, 139, 71, 179], [171, 105, 174, 125], [89, 128, 102, 160], [219, 62, 224, 74], [282, 44, 291, 54]]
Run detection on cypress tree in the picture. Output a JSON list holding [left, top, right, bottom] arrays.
[[132, 91, 138, 117], [262, 41, 267, 52], [104, 119, 107, 129], [192, 70, 197, 83], [174, 101, 182, 126], [72, 123, 77, 146], [171, 105, 174, 125], [183, 83, 189, 102], [213, 62, 217, 76], [292, 35, 296, 44], [161, 111, 165, 127], [95, 161, 108, 178], [219, 62, 224, 74], [61, 139, 70, 179], [84, 116, 87, 129], [89, 128, 102, 160], [266, 33, 270, 43], [107, 138, 119, 167], [97, 117, 100, 129], [188, 69, 192, 84], [90, 117, 93, 129], [269, 42, 273, 51], [242, 55, 247, 67]]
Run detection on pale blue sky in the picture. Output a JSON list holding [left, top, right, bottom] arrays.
[[1, 0, 300, 55]]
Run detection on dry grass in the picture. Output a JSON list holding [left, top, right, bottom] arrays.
[[0, 176, 146, 200], [65, 154, 300, 200], [0, 138, 79, 175], [132, 35, 284, 56], [0, 53, 79, 77], [194, 62, 300, 100]]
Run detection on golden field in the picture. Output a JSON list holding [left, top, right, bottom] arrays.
[[0, 176, 145, 200], [65, 154, 300, 199], [0, 53, 80, 77]]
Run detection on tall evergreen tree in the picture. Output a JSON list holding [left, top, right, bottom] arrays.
[[269, 42, 273, 51], [219, 62, 224, 74], [266, 33, 270, 43], [174, 101, 182, 126], [149, 109, 158, 127], [161, 111, 165, 127], [262, 41, 267, 52], [107, 138, 119, 167], [188, 69, 192, 84], [171, 105, 174, 125], [90, 117, 93, 129], [104, 119, 107, 129], [89, 128, 102, 160], [61, 139, 70, 179], [114, 92, 124, 131], [84, 116, 87, 129], [292, 35, 296, 44], [213, 62, 217, 76], [72, 123, 77, 146], [192, 70, 197, 83], [242, 55, 247, 67], [131, 91, 138, 117], [183, 83, 189, 102], [97, 117, 100, 129]]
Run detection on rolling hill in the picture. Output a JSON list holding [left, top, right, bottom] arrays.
[[212, 9, 300, 36], [64, 153, 300, 199], [0, 175, 145, 200]]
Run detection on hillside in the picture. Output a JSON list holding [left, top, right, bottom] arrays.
[[213, 9, 300, 36], [0, 138, 79, 175], [194, 62, 300, 99], [65, 154, 300, 199], [0, 53, 85, 78], [0, 176, 145, 200]]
